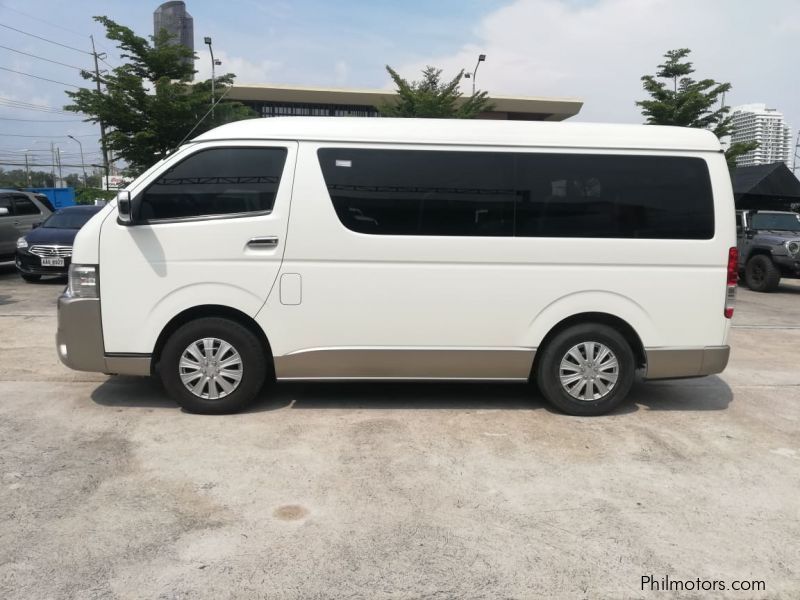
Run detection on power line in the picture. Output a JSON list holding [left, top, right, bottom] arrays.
[[0, 4, 88, 39], [0, 116, 84, 122], [0, 161, 104, 167], [0, 65, 80, 88], [0, 22, 91, 55], [0, 97, 73, 114], [0, 132, 97, 138], [0, 43, 87, 71]]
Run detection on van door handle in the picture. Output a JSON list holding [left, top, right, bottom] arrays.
[[247, 236, 279, 249]]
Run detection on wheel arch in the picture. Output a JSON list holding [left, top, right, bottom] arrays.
[[531, 311, 647, 379], [744, 247, 774, 262], [151, 304, 274, 378]]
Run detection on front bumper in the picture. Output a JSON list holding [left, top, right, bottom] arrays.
[[56, 293, 151, 375], [772, 254, 800, 277], [16, 249, 71, 276]]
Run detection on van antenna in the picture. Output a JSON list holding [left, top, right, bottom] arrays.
[[174, 86, 233, 150]]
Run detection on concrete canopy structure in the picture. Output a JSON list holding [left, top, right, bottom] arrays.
[[228, 83, 583, 121]]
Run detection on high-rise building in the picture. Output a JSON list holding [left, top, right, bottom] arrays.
[[153, 1, 194, 69], [730, 103, 792, 168]]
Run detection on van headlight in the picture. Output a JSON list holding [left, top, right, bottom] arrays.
[[16, 237, 28, 249], [786, 241, 800, 257], [67, 264, 99, 298]]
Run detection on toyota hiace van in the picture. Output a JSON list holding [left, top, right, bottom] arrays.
[[57, 118, 736, 415]]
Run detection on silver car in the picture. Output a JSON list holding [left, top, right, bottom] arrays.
[[0, 190, 52, 260]]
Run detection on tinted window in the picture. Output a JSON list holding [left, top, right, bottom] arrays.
[[318, 149, 516, 236], [138, 147, 287, 221], [514, 154, 714, 239], [12, 195, 41, 215], [318, 149, 714, 239], [0, 195, 11, 214]]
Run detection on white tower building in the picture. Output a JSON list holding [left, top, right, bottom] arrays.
[[730, 104, 792, 168]]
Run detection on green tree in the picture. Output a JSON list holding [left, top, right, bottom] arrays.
[[379, 65, 493, 118], [636, 48, 758, 169], [0, 168, 54, 188], [65, 17, 256, 175]]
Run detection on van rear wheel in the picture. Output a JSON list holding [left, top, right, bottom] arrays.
[[159, 317, 267, 414], [536, 323, 634, 416]]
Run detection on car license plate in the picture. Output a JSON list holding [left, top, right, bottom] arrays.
[[41, 257, 64, 267]]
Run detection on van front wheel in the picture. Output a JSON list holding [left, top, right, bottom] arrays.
[[536, 323, 635, 416], [159, 317, 267, 414]]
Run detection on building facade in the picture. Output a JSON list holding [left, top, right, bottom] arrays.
[[228, 84, 583, 122], [730, 103, 792, 168], [153, 1, 194, 68]]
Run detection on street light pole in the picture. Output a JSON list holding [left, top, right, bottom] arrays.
[[204, 36, 216, 118], [67, 135, 88, 188], [471, 54, 486, 95]]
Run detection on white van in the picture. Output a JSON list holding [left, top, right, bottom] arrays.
[[57, 117, 736, 416]]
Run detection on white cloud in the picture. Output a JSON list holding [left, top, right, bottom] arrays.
[[394, 0, 800, 129], [333, 60, 349, 87], [194, 50, 282, 84]]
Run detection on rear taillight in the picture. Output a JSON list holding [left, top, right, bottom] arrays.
[[725, 247, 737, 318]]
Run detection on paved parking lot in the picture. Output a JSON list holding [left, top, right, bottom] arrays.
[[1, 262, 799, 599]]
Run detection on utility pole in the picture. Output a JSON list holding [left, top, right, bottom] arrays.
[[23, 151, 31, 186], [90, 35, 110, 190], [50, 142, 57, 187], [56, 147, 64, 187]]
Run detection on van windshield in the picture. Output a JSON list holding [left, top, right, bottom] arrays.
[[751, 212, 800, 232]]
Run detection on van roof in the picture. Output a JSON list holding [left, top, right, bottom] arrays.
[[193, 117, 723, 152]]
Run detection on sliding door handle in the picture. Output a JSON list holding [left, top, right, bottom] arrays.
[[247, 236, 279, 249]]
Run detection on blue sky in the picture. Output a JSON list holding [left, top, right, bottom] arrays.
[[0, 0, 797, 174]]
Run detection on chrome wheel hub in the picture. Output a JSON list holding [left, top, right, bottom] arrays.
[[559, 341, 619, 402], [179, 337, 243, 400]]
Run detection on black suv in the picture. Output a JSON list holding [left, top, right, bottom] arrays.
[[737, 210, 800, 292]]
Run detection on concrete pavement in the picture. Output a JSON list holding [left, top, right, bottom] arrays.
[[1, 263, 798, 599]]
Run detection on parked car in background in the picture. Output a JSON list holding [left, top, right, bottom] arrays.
[[15, 205, 103, 282], [737, 209, 800, 292], [31, 192, 55, 212], [0, 190, 51, 262]]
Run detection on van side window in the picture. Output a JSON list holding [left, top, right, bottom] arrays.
[[318, 148, 516, 236], [318, 149, 714, 240], [0, 195, 12, 214], [138, 147, 287, 222], [514, 154, 714, 239], [12, 195, 41, 215]]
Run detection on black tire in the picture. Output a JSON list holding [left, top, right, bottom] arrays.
[[20, 273, 41, 282], [745, 255, 781, 292], [535, 323, 635, 416], [159, 317, 267, 414]]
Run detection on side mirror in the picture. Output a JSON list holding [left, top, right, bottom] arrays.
[[32, 222, 40, 229], [117, 190, 133, 225], [0, 207, 9, 216]]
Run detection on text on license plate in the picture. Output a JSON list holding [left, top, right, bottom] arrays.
[[41, 257, 64, 267]]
